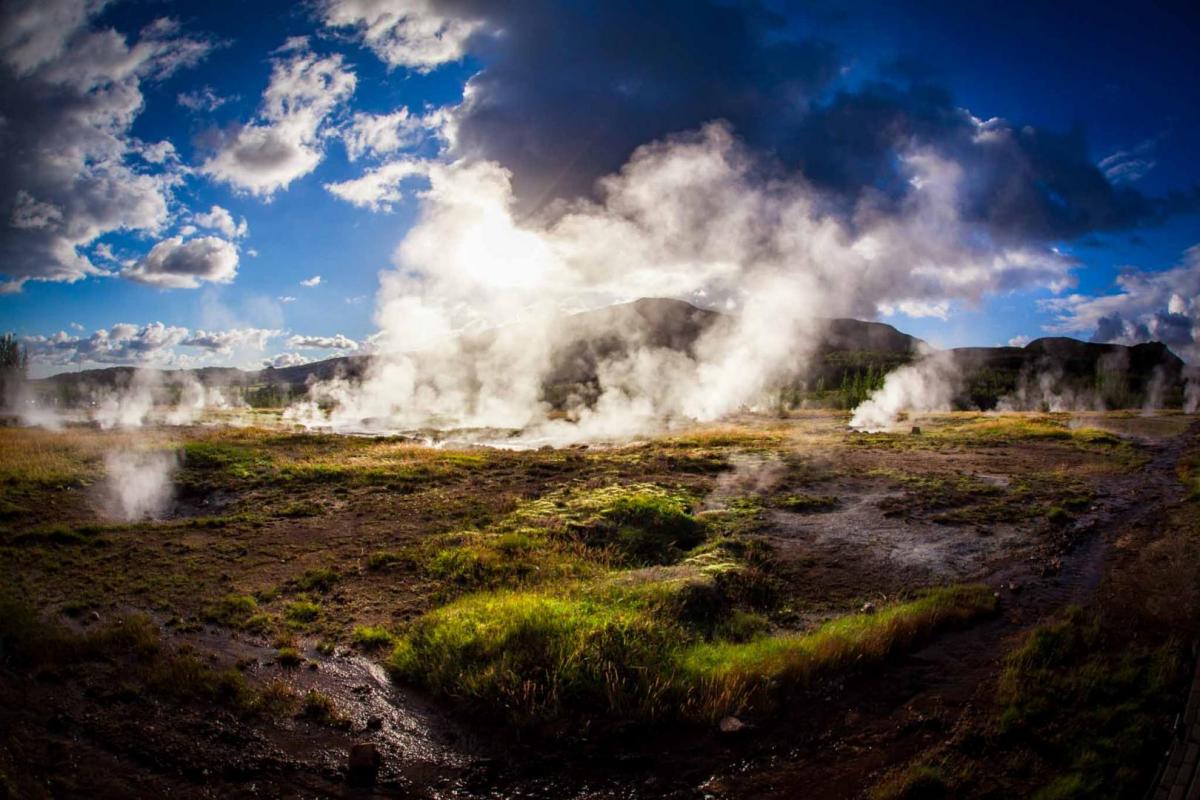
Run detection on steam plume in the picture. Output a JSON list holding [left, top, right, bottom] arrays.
[[848, 350, 960, 431], [291, 123, 1072, 442], [102, 449, 178, 521]]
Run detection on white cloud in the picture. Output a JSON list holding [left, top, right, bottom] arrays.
[[1098, 140, 1156, 184], [0, 0, 212, 292], [301, 275, 322, 287], [877, 299, 951, 320], [264, 352, 310, 368], [177, 85, 232, 112], [124, 236, 239, 289], [200, 42, 356, 197], [340, 107, 430, 160], [181, 327, 281, 353], [193, 204, 248, 238], [286, 333, 359, 350], [24, 321, 189, 366], [278, 295, 297, 303], [1008, 334, 1031, 347], [1042, 244, 1200, 362], [137, 140, 179, 165], [320, 0, 484, 72], [325, 158, 429, 211], [25, 322, 286, 368]]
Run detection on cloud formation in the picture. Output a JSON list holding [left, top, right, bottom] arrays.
[[1044, 244, 1200, 363], [320, 0, 483, 72], [0, 0, 211, 292], [325, 158, 428, 211], [25, 322, 190, 366], [264, 352, 311, 368], [340, 108, 431, 161], [286, 333, 359, 350], [182, 327, 281, 354], [326, 0, 1194, 249], [200, 41, 356, 197], [26, 322, 283, 368], [193, 204, 248, 239], [124, 236, 239, 288]]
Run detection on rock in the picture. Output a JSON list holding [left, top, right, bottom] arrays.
[[861, 602, 876, 615], [365, 716, 383, 732], [88, 610, 101, 623], [718, 716, 747, 734], [911, 426, 922, 435], [347, 742, 381, 786]]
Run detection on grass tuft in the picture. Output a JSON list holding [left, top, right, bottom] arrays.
[[351, 625, 394, 650]]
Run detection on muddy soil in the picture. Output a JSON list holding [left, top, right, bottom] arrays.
[[2, 418, 1196, 799]]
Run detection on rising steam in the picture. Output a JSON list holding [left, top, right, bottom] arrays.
[[288, 123, 1071, 442], [848, 350, 961, 431], [102, 449, 178, 521]]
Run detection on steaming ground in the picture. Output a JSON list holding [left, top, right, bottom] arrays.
[[2, 409, 1196, 798]]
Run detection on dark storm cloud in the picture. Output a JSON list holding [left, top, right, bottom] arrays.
[[418, 0, 1195, 241], [785, 80, 1193, 242], [435, 0, 841, 213]]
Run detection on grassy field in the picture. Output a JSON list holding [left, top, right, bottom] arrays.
[[0, 410, 1193, 797]]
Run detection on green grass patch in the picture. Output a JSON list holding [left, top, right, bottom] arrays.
[[284, 600, 321, 623], [513, 483, 706, 566], [389, 582, 995, 725], [351, 625, 395, 650], [995, 607, 1182, 799], [204, 594, 259, 628], [676, 584, 996, 719]]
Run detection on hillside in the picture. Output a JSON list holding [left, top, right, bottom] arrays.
[[26, 298, 1189, 410]]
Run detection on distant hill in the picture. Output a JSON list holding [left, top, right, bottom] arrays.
[[27, 298, 1189, 410]]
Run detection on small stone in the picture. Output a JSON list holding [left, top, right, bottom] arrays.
[[861, 602, 876, 615], [365, 716, 383, 731], [88, 610, 101, 623], [347, 742, 381, 786], [911, 426, 922, 435], [718, 716, 746, 734]]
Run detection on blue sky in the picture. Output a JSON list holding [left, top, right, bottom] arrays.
[[2, 0, 1198, 376]]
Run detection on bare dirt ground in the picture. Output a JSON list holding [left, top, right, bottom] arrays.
[[0, 411, 1195, 798]]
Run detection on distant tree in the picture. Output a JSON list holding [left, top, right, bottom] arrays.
[[0, 332, 28, 407]]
